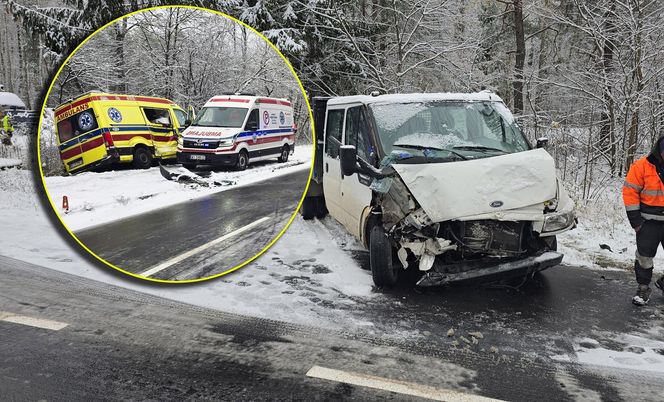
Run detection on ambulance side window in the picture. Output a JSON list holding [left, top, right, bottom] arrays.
[[143, 108, 171, 126], [245, 109, 259, 131], [173, 109, 187, 126], [325, 109, 344, 158]]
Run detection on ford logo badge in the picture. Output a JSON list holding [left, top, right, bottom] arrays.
[[490, 201, 504, 208]]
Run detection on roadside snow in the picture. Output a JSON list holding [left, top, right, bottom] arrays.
[[43, 145, 312, 231], [552, 334, 664, 374], [0, 167, 376, 329], [557, 178, 664, 274]]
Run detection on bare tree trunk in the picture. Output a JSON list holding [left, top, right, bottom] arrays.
[[512, 0, 525, 115]]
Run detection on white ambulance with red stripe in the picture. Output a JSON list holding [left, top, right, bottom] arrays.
[[177, 95, 296, 170]]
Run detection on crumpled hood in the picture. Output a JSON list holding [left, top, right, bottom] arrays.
[[392, 148, 557, 222], [182, 125, 239, 139]]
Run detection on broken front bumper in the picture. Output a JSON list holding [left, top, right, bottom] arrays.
[[416, 251, 563, 287]]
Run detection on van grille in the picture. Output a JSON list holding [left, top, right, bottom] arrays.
[[183, 139, 219, 149]]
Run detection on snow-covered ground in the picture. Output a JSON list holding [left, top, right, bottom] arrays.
[[558, 178, 664, 274], [43, 145, 312, 231]]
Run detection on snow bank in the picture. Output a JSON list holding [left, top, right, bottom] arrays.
[[0, 168, 375, 329], [557, 177, 664, 275], [43, 145, 313, 231]]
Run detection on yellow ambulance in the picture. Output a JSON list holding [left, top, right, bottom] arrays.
[[54, 92, 188, 174]]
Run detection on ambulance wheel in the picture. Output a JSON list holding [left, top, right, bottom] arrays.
[[370, 224, 398, 287], [301, 197, 315, 220], [278, 145, 290, 163], [236, 150, 249, 171], [132, 147, 153, 169]]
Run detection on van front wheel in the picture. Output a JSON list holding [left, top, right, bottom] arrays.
[[132, 147, 153, 169], [236, 150, 249, 171], [278, 145, 290, 163], [370, 225, 398, 287]]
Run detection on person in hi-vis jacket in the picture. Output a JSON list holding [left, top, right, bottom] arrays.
[[0, 108, 14, 145], [623, 137, 664, 305]]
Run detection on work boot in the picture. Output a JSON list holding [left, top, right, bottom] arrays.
[[632, 284, 652, 306], [655, 276, 664, 295]]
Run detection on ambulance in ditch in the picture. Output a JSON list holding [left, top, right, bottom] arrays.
[[176, 95, 296, 170], [54, 92, 187, 174]]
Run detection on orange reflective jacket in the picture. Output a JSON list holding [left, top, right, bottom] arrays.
[[623, 155, 664, 228]]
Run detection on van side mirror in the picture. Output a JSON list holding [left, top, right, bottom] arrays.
[[340, 145, 357, 176], [184, 119, 192, 127], [536, 137, 549, 148]]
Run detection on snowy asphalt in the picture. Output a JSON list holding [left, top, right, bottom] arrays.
[[74, 168, 309, 280], [1, 253, 663, 401]]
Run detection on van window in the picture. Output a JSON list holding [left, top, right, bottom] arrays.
[[144, 108, 171, 126], [344, 106, 372, 163], [325, 109, 344, 158], [245, 109, 259, 130], [173, 109, 187, 126], [193, 107, 248, 128]]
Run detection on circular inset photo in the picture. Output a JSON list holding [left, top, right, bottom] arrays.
[[38, 6, 313, 283]]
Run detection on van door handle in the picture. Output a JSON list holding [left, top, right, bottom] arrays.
[[325, 163, 328, 173]]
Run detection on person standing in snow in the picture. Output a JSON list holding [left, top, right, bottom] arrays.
[[623, 137, 664, 305], [0, 108, 14, 145]]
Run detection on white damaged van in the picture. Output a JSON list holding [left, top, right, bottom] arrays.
[[176, 95, 296, 170], [302, 92, 576, 287]]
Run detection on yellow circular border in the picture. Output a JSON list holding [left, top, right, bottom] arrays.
[[37, 5, 315, 284]]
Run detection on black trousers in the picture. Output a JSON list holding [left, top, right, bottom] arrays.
[[635, 219, 664, 284]]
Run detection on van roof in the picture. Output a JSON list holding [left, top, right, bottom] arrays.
[[204, 95, 291, 107], [327, 91, 504, 106], [55, 92, 176, 113]]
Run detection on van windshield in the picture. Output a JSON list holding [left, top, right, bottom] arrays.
[[193, 106, 248, 128], [369, 101, 530, 161]]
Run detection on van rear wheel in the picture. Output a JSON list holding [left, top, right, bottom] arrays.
[[301, 197, 315, 220], [370, 225, 398, 287], [278, 145, 290, 163], [132, 147, 153, 169], [236, 150, 249, 171]]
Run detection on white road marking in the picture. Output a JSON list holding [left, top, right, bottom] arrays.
[[306, 365, 502, 402], [0, 312, 68, 331], [139, 216, 272, 277]]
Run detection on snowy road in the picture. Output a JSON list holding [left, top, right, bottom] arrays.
[[75, 168, 309, 280], [1, 255, 663, 401]]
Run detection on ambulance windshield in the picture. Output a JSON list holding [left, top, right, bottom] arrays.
[[193, 106, 248, 128]]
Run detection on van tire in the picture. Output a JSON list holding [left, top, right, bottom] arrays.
[[314, 197, 328, 219], [370, 224, 398, 287], [132, 147, 153, 169], [301, 197, 315, 220], [236, 150, 249, 171], [278, 145, 290, 163]]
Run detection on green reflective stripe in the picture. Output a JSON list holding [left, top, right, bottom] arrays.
[[641, 189, 664, 196], [623, 180, 643, 191], [625, 205, 640, 211], [641, 213, 664, 221]]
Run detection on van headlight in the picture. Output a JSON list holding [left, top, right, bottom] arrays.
[[177, 136, 183, 146], [542, 207, 575, 232], [218, 138, 234, 147]]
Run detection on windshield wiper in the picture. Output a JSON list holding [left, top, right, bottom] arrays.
[[452, 145, 507, 154], [393, 143, 468, 160]]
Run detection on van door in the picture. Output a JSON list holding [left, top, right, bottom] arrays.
[[142, 107, 174, 157], [340, 105, 374, 239], [322, 107, 345, 221]]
